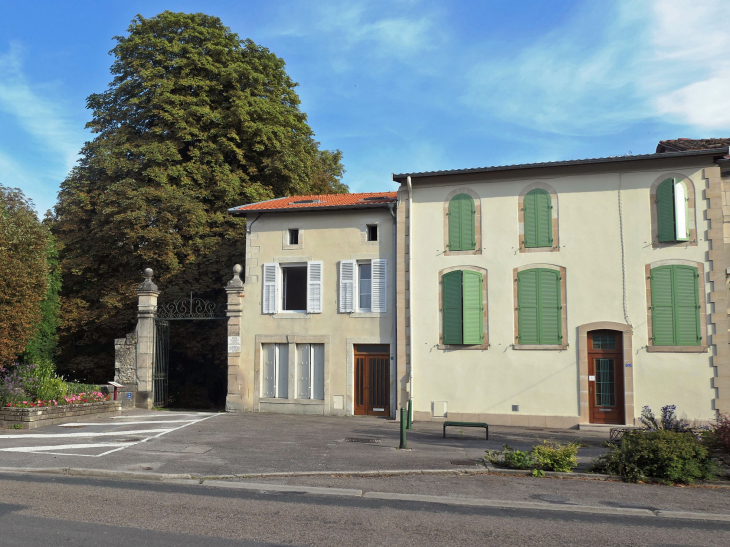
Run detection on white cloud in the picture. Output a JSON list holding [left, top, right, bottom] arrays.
[[0, 42, 85, 174], [462, 0, 730, 135]]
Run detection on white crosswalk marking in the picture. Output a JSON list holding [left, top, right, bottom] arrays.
[[0, 413, 219, 457]]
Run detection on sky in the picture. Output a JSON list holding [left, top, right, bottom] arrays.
[[1, 0, 729, 215]]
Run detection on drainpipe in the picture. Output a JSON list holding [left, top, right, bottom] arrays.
[[406, 176, 414, 423], [388, 201, 397, 420]]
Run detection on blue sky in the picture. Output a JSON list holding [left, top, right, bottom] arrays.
[[1, 0, 729, 214]]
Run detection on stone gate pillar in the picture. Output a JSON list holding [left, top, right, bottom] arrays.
[[225, 264, 245, 412], [135, 268, 159, 409]]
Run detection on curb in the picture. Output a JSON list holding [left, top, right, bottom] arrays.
[[3, 467, 728, 523]]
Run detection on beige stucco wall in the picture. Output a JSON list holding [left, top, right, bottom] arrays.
[[407, 160, 718, 426], [230, 207, 397, 416]]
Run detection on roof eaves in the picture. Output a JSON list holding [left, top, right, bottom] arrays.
[[391, 148, 729, 182], [227, 201, 397, 216]]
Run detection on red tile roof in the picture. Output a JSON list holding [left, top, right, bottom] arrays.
[[229, 192, 397, 215], [656, 138, 730, 153]]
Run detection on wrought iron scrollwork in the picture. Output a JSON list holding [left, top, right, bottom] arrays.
[[155, 294, 227, 320]]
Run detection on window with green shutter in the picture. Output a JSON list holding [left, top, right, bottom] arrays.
[[524, 189, 552, 248], [448, 194, 476, 251], [656, 178, 689, 243], [517, 268, 562, 345], [442, 269, 484, 345], [650, 265, 701, 346]]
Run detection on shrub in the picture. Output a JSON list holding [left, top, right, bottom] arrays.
[[530, 440, 580, 472], [486, 441, 580, 473], [639, 405, 691, 432], [591, 429, 716, 484], [706, 413, 730, 467]]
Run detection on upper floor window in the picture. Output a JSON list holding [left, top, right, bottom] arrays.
[[516, 267, 562, 345], [262, 261, 322, 314], [656, 178, 689, 243], [442, 270, 484, 345], [288, 228, 299, 245], [649, 264, 701, 346], [366, 224, 378, 242], [339, 259, 387, 313], [523, 189, 552, 248], [448, 194, 476, 251]]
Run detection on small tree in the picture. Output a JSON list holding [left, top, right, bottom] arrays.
[[0, 186, 51, 366]]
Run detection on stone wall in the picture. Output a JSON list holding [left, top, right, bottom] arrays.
[[114, 333, 137, 385], [0, 401, 122, 429]]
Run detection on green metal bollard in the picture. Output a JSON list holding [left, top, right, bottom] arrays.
[[406, 399, 413, 430], [399, 407, 408, 449]]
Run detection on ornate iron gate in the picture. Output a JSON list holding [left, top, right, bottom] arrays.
[[153, 294, 227, 408]]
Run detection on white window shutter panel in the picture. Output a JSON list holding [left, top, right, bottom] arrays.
[[262, 263, 278, 314], [371, 259, 387, 312], [307, 261, 323, 313], [339, 260, 356, 312]]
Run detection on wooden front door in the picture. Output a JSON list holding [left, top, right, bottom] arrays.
[[354, 353, 390, 416], [588, 330, 625, 424]]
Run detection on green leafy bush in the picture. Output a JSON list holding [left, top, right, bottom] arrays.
[[530, 440, 579, 472], [486, 441, 580, 473], [591, 429, 716, 484]]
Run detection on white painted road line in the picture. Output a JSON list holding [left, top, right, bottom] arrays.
[[0, 429, 174, 440], [110, 413, 215, 419], [58, 420, 199, 427], [0, 443, 123, 453]]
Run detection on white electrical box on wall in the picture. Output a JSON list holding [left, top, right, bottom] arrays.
[[432, 401, 447, 418]]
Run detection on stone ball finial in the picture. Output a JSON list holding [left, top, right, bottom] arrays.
[[227, 263, 244, 289], [137, 267, 159, 292], [144, 268, 154, 279], [233, 264, 242, 275]]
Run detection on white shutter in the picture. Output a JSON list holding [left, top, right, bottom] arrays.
[[307, 261, 323, 314], [312, 344, 325, 400], [298, 343, 311, 399], [339, 260, 356, 313], [262, 263, 277, 314], [263, 344, 276, 398], [674, 181, 688, 240], [371, 259, 387, 312], [276, 344, 289, 399]]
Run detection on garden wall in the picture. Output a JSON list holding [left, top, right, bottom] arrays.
[[1, 400, 121, 429]]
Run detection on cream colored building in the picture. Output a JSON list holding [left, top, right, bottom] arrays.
[[226, 193, 399, 417], [394, 147, 729, 427]]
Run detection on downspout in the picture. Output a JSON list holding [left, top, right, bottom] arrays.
[[388, 202, 397, 420], [406, 176, 414, 422], [246, 213, 261, 235]]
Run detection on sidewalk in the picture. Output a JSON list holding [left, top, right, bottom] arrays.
[[0, 410, 610, 476]]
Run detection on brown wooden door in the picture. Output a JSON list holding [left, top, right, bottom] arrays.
[[588, 330, 624, 424], [354, 353, 390, 416]]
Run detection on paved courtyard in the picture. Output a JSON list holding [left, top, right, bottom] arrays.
[[0, 409, 610, 476]]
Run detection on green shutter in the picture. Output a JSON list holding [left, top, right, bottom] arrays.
[[517, 269, 539, 344], [442, 271, 463, 344], [538, 269, 561, 344], [448, 194, 475, 251], [656, 179, 676, 243], [462, 270, 483, 344], [673, 265, 701, 345], [524, 189, 551, 248], [448, 196, 462, 250], [460, 195, 476, 250], [650, 266, 676, 345]]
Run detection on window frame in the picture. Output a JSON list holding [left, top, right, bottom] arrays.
[[512, 264, 568, 350], [366, 224, 378, 242], [442, 188, 481, 256], [518, 183, 559, 253], [261, 343, 289, 399], [296, 343, 325, 400], [288, 228, 299, 245], [649, 175, 697, 248], [280, 263, 308, 313], [358, 261, 372, 312]]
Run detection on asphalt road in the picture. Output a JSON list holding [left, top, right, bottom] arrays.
[[1, 474, 729, 546]]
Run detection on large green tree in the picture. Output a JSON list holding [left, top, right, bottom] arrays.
[[52, 12, 346, 382], [0, 186, 51, 367]]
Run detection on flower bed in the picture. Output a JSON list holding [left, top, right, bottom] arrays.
[[4, 391, 109, 408], [0, 400, 121, 430]]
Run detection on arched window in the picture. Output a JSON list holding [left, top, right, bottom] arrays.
[[448, 194, 475, 251], [656, 178, 689, 243], [523, 189, 552, 248]]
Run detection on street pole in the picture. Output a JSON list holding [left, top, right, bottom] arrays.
[[399, 407, 408, 449]]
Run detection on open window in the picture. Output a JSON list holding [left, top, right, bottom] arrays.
[[366, 224, 378, 242], [262, 262, 322, 314], [442, 269, 484, 345], [339, 259, 387, 313], [656, 178, 689, 243]]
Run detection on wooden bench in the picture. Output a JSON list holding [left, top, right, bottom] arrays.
[[443, 421, 489, 440]]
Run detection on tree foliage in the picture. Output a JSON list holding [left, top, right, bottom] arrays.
[[52, 12, 346, 382], [0, 186, 51, 366]]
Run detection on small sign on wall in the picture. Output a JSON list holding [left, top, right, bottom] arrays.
[[227, 336, 241, 353], [126, 392, 132, 399]]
